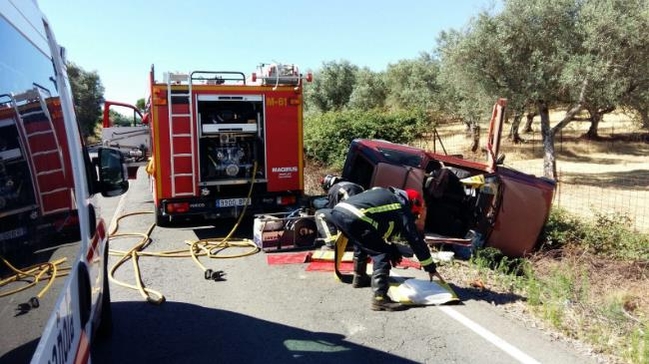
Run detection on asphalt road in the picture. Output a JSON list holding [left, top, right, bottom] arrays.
[[91, 168, 598, 364]]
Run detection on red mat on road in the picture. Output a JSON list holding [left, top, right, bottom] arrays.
[[265, 252, 312, 265], [265, 251, 422, 272], [305, 258, 421, 272], [306, 261, 354, 272]]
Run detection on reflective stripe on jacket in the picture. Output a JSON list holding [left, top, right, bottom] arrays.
[[332, 188, 434, 269]]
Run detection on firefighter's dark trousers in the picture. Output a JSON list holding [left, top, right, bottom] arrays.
[[315, 208, 392, 293]]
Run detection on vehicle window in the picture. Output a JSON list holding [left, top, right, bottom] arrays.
[[346, 154, 374, 188], [0, 13, 86, 361], [0, 17, 54, 94]]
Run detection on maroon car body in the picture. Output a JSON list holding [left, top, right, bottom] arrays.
[[340, 99, 556, 257]]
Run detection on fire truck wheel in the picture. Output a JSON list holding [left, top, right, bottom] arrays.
[[155, 211, 172, 228], [97, 243, 113, 338]]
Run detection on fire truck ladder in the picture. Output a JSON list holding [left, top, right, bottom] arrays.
[[166, 73, 196, 197], [11, 88, 69, 215]]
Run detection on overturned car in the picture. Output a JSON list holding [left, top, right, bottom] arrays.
[[339, 99, 556, 258]]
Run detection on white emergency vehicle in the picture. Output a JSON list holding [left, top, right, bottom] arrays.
[[0, 1, 128, 362]]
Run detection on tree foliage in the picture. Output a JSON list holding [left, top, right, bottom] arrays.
[[577, 0, 649, 133], [66, 62, 105, 138], [304, 60, 358, 112], [303, 0, 649, 177], [304, 109, 429, 167], [348, 67, 387, 110], [431, 0, 649, 178], [108, 109, 131, 126], [384, 53, 441, 111], [136, 98, 146, 113]]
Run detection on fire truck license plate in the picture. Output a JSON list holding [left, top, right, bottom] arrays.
[[216, 198, 251, 208]]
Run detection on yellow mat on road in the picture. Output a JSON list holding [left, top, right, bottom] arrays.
[[311, 249, 353, 262], [389, 278, 459, 306]]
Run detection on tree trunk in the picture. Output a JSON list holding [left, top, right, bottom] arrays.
[[538, 101, 557, 180], [470, 121, 480, 153], [523, 112, 536, 133], [585, 105, 615, 139], [508, 110, 524, 144], [585, 109, 601, 139], [642, 111, 649, 130]]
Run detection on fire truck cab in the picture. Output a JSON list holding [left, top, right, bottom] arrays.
[[99, 100, 150, 179], [109, 63, 311, 226]]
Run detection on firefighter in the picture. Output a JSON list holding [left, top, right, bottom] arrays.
[[315, 175, 365, 250], [318, 187, 444, 311], [320, 174, 365, 208]]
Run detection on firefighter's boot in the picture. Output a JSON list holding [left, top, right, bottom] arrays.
[[352, 258, 370, 288], [370, 269, 406, 311]]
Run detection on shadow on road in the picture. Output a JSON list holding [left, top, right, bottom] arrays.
[[451, 283, 525, 305], [92, 301, 419, 364]]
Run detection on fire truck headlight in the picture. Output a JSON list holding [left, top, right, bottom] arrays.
[[201, 188, 210, 196], [225, 164, 239, 177]]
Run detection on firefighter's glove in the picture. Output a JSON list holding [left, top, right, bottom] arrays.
[[388, 244, 403, 267]]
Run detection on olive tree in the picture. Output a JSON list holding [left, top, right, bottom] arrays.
[[67, 62, 105, 138], [384, 53, 441, 112], [575, 0, 649, 135], [304, 60, 358, 112], [348, 67, 387, 111], [437, 0, 640, 179]]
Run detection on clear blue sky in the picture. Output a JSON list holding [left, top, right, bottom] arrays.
[[39, 0, 500, 105]]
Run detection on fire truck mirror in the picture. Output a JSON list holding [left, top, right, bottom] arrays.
[[97, 147, 129, 197]]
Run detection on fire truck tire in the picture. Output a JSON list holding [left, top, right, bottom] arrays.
[[155, 210, 172, 227], [97, 243, 113, 338]]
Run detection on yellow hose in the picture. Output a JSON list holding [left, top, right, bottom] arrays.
[[0, 162, 262, 306], [108, 162, 260, 304], [0, 256, 70, 307]]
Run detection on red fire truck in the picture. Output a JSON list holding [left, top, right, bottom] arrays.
[[0, 90, 78, 249], [105, 64, 312, 226]]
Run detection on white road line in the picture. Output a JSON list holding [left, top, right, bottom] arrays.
[[390, 271, 539, 363], [437, 305, 541, 364]]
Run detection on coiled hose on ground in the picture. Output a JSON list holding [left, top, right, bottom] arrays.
[[107, 162, 260, 304]]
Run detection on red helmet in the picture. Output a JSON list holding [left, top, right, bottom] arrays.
[[405, 189, 424, 216]]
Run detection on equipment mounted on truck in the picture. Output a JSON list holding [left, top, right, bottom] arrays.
[[104, 63, 312, 226]]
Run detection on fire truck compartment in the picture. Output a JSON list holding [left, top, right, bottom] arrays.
[[197, 96, 266, 185]]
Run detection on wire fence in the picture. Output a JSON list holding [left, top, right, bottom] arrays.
[[420, 120, 649, 234], [554, 173, 649, 233]]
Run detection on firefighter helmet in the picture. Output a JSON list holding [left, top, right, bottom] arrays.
[[321, 174, 342, 191], [405, 189, 424, 217], [390, 187, 424, 217]]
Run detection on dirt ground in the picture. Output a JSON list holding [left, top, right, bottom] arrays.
[[304, 112, 649, 363]]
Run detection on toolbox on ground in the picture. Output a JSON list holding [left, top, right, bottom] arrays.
[[253, 210, 319, 252]]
